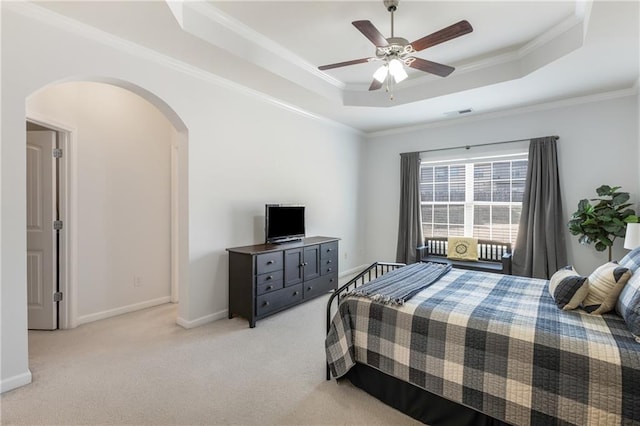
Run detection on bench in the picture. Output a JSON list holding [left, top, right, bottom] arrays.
[[417, 237, 512, 275]]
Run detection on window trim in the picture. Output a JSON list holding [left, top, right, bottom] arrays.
[[420, 152, 528, 245]]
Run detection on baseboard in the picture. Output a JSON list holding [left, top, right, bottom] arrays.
[[174, 264, 368, 330], [1, 370, 32, 394], [340, 264, 368, 278], [76, 296, 172, 325], [176, 309, 228, 329]]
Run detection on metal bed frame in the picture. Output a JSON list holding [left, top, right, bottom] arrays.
[[325, 261, 405, 380], [324, 260, 512, 425]]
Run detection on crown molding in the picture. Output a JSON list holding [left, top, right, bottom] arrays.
[[6, 1, 361, 136], [367, 87, 637, 138], [188, 1, 344, 89], [518, 14, 583, 58]]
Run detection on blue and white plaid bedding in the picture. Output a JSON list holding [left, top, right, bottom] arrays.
[[326, 267, 640, 425]]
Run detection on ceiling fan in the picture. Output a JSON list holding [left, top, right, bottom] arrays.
[[318, 0, 473, 92]]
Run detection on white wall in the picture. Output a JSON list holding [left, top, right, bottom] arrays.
[[363, 94, 639, 276], [27, 82, 173, 322], [637, 78, 640, 192], [1, 3, 365, 392]]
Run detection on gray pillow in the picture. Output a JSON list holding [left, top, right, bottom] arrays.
[[548, 266, 588, 310]]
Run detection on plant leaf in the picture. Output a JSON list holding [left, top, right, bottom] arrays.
[[625, 215, 639, 223], [613, 193, 630, 206], [596, 185, 612, 196]]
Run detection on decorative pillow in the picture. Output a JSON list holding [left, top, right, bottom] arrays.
[[447, 237, 478, 261], [548, 266, 589, 310], [619, 246, 640, 274], [615, 269, 640, 340], [583, 261, 632, 315]]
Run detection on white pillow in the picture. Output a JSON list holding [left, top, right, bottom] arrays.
[[583, 261, 632, 315]]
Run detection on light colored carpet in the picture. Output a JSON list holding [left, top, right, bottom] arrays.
[[1, 293, 420, 425]]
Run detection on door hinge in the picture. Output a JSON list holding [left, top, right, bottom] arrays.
[[53, 148, 63, 158], [53, 292, 63, 302], [53, 220, 63, 230]]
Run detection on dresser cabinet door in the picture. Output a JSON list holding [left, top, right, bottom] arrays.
[[303, 245, 320, 281], [284, 248, 303, 287]]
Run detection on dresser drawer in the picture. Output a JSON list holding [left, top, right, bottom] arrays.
[[256, 252, 283, 275], [303, 273, 338, 300], [256, 270, 284, 295], [320, 241, 338, 259], [256, 285, 303, 317], [320, 257, 337, 275]]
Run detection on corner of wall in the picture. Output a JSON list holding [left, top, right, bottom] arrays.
[[1, 370, 32, 394]]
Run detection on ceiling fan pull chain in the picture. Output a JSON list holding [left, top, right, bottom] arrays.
[[386, 75, 395, 101]]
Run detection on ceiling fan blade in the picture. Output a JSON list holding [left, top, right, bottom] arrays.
[[369, 79, 383, 91], [352, 20, 389, 47], [407, 57, 455, 77], [410, 20, 473, 52], [318, 57, 374, 71]]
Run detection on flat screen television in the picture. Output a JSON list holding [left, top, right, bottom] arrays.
[[265, 204, 305, 244]]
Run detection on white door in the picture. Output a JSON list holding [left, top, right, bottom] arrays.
[[26, 130, 57, 330]]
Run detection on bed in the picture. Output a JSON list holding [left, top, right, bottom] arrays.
[[325, 258, 640, 425]]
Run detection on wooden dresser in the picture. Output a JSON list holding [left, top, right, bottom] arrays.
[[226, 236, 339, 327]]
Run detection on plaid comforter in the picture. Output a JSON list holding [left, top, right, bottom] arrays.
[[326, 267, 640, 425]]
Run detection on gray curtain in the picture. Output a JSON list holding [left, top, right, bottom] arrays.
[[396, 152, 424, 264], [512, 136, 567, 278]]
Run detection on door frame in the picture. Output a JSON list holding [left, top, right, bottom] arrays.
[[27, 114, 73, 328]]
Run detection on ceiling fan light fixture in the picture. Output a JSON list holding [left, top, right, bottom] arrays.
[[373, 64, 389, 83], [389, 58, 408, 83], [317, 1, 473, 95]]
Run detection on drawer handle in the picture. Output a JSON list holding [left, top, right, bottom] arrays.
[[294, 291, 299, 296], [327, 268, 332, 272], [266, 260, 274, 265], [266, 275, 273, 280], [266, 285, 273, 291], [263, 301, 270, 307], [307, 286, 312, 291], [300, 262, 308, 267], [327, 248, 332, 252], [330, 278, 334, 283], [327, 260, 332, 264]]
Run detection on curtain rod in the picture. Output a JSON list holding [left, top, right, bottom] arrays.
[[400, 135, 559, 156]]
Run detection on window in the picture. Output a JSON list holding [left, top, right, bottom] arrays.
[[420, 156, 527, 246]]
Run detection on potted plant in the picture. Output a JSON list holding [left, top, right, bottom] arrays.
[[568, 185, 638, 261]]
